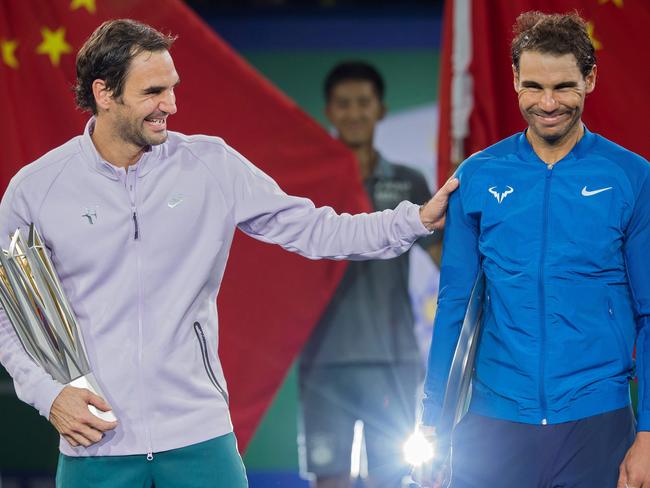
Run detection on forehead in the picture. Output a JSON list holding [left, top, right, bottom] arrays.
[[518, 51, 583, 83], [329, 79, 379, 100], [124, 50, 178, 87]]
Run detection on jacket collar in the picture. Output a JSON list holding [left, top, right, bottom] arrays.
[[517, 124, 596, 165], [80, 117, 162, 180]]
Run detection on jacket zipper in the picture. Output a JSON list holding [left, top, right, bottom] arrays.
[[193, 322, 229, 404], [124, 165, 153, 460], [538, 163, 554, 426]]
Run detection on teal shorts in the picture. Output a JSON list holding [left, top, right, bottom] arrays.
[[56, 433, 248, 488]]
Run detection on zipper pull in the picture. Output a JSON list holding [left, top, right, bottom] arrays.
[[132, 209, 139, 240], [147, 451, 153, 461]]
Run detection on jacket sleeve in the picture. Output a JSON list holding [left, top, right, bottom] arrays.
[[421, 164, 480, 427], [226, 148, 433, 261], [624, 171, 650, 431], [0, 179, 65, 420]]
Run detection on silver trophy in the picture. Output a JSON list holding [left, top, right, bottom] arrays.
[[439, 269, 485, 435], [0, 224, 116, 422], [410, 271, 485, 488]]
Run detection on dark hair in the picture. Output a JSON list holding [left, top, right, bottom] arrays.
[[511, 11, 596, 77], [324, 61, 385, 102], [75, 19, 177, 114]]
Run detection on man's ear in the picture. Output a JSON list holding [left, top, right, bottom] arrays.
[[585, 65, 597, 94], [92, 79, 112, 111], [512, 64, 519, 92]]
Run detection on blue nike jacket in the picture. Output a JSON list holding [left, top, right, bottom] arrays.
[[423, 127, 650, 431]]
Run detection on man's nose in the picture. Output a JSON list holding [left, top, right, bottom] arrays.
[[160, 91, 177, 115], [539, 90, 559, 111]]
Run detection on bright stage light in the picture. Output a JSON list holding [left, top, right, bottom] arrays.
[[403, 430, 435, 467]]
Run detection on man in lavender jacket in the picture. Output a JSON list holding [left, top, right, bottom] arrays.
[[0, 19, 457, 488]]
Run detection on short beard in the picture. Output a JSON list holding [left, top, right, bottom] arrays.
[[113, 100, 164, 148], [526, 108, 582, 146], [119, 123, 150, 148], [541, 114, 580, 145]]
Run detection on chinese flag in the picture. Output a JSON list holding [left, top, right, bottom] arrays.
[[437, 0, 650, 186], [0, 0, 369, 450]]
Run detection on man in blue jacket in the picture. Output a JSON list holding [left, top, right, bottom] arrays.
[[419, 11, 650, 488]]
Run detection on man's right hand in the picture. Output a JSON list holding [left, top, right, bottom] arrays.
[[410, 425, 451, 488], [411, 459, 450, 488], [49, 386, 118, 448], [419, 177, 460, 232]]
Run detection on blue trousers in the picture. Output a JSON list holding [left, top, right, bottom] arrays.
[[449, 407, 636, 488]]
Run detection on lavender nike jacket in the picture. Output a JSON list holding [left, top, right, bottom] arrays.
[[0, 119, 430, 458]]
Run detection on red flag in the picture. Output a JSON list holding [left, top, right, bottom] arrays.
[[0, 0, 369, 450], [437, 0, 650, 188]]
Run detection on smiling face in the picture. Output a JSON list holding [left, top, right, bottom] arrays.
[[101, 49, 180, 150], [514, 50, 596, 148], [325, 79, 385, 149]]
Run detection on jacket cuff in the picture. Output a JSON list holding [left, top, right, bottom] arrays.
[[403, 201, 435, 238], [420, 400, 442, 427], [31, 377, 66, 420], [636, 411, 650, 431]]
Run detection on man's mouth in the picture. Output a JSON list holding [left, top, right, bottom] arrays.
[[144, 116, 167, 132], [533, 111, 569, 125]]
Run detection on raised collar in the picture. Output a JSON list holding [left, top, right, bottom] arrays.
[[517, 124, 596, 165], [79, 117, 162, 180]]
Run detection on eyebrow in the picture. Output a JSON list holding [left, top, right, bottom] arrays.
[[520, 80, 579, 89], [142, 78, 181, 95]]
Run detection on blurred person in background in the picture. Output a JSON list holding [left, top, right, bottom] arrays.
[[417, 11, 650, 488], [298, 61, 442, 488]]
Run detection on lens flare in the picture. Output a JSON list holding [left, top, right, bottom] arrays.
[[403, 430, 435, 466]]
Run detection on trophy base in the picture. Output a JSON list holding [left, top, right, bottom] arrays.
[[69, 374, 117, 422]]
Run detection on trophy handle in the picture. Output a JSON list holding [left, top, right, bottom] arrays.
[[68, 374, 118, 422]]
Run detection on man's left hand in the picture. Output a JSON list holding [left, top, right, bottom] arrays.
[[420, 177, 459, 232], [618, 431, 650, 488]]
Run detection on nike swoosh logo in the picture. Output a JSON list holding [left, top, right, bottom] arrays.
[[168, 199, 184, 208], [581, 186, 612, 197]]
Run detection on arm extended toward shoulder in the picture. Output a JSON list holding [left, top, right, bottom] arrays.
[[226, 145, 458, 261]]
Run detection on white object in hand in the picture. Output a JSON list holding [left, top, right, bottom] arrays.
[[69, 373, 117, 422]]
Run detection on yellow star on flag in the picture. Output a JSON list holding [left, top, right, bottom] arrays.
[[586, 22, 603, 50], [598, 0, 623, 7], [36, 27, 73, 66], [1, 39, 19, 69], [70, 0, 96, 14]]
